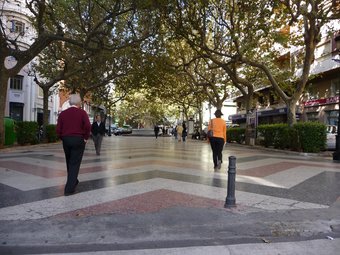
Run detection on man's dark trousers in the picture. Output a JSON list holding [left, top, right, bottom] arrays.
[[92, 134, 103, 155], [62, 136, 85, 193]]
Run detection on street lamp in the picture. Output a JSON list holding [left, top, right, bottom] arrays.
[[332, 97, 340, 162], [177, 106, 183, 123], [107, 114, 112, 137], [332, 44, 340, 161], [208, 103, 212, 120]]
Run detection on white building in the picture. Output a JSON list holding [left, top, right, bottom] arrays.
[[202, 101, 237, 127], [1, 0, 59, 125]]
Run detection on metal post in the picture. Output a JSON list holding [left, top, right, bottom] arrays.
[[108, 114, 112, 137], [224, 156, 236, 208], [331, 51, 340, 162], [332, 98, 340, 162]]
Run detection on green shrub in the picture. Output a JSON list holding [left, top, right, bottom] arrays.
[[288, 127, 301, 151], [257, 122, 326, 153], [227, 127, 246, 144], [273, 124, 291, 149], [46, 124, 58, 143], [15, 121, 39, 145], [257, 124, 288, 148], [293, 122, 326, 153]]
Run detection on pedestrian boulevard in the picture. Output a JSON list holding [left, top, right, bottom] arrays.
[[0, 136, 340, 254]]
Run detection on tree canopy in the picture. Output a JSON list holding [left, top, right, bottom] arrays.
[[0, 0, 339, 146]]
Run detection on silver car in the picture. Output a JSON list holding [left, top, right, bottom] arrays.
[[326, 125, 337, 150], [113, 125, 133, 136]]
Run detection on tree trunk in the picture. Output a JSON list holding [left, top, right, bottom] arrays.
[[198, 105, 203, 133], [42, 87, 50, 142], [287, 100, 297, 127], [183, 108, 188, 123], [215, 100, 223, 110], [244, 91, 254, 146], [0, 70, 10, 148]]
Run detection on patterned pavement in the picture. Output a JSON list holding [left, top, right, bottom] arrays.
[[0, 136, 340, 254]]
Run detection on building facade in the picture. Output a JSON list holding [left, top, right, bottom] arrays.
[[229, 28, 340, 128], [302, 30, 340, 125], [2, 0, 59, 125]]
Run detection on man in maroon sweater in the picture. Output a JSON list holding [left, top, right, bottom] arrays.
[[56, 94, 91, 196]]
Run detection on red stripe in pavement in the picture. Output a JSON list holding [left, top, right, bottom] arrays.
[[238, 161, 334, 177], [0, 161, 65, 178], [53, 189, 225, 218]]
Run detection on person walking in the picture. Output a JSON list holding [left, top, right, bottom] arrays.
[[182, 122, 187, 142], [176, 124, 183, 142], [91, 114, 106, 155], [56, 94, 91, 196], [207, 109, 227, 170], [173, 125, 178, 140], [154, 125, 160, 139]]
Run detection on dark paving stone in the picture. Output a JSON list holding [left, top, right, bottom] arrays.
[[290, 171, 340, 205], [1, 168, 338, 208]]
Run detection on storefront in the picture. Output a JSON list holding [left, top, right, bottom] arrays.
[[256, 108, 289, 125], [229, 107, 300, 127], [303, 96, 339, 126]]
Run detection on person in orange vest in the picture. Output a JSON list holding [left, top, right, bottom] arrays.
[[207, 109, 227, 170]]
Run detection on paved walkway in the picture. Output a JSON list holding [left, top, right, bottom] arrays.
[[0, 136, 340, 254]]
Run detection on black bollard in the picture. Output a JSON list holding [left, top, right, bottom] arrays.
[[224, 156, 236, 208]]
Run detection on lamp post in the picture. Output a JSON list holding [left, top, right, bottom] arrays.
[[332, 96, 340, 162], [107, 114, 112, 137], [208, 103, 212, 120], [332, 43, 340, 161]]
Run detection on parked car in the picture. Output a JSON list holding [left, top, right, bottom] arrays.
[[326, 125, 337, 150], [110, 124, 118, 133], [113, 125, 133, 136], [113, 127, 123, 136], [105, 124, 117, 135], [122, 125, 133, 134]]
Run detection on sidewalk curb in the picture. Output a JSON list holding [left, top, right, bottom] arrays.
[[227, 143, 334, 159], [0, 142, 61, 153]]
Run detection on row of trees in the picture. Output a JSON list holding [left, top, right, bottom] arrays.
[[1, 0, 339, 147], [0, 0, 161, 146]]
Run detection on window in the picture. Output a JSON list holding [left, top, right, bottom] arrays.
[[258, 96, 264, 105], [269, 94, 279, 105], [332, 32, 340, 53], [9, 102, 23, 122], [291, 49, 304, 71], [315, 41, 331, 59], [327, 111, 339, 126], [10, 20, 25, 35], [336, 37, 340, 50], [307, 84, 319, 100], [10, 75, 23, 90], [38, 86, 43, 97], [306, 112, 319, 122], [330, 78, 340, 96]]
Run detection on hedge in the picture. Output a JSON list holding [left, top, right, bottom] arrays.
[[15, 121, 39, 145], [257, 122, 327, 153], [46, 124, 58, 143], [293, 122, 327, 153], [257, 124, 292, 149], [227, 127, 246, 144]]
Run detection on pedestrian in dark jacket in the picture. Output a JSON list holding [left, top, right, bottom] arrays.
[[182, 123, 187, 142], [154, 125, 160, 139], [56, 94, 91, 196], [91, 114, 106, 155]]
